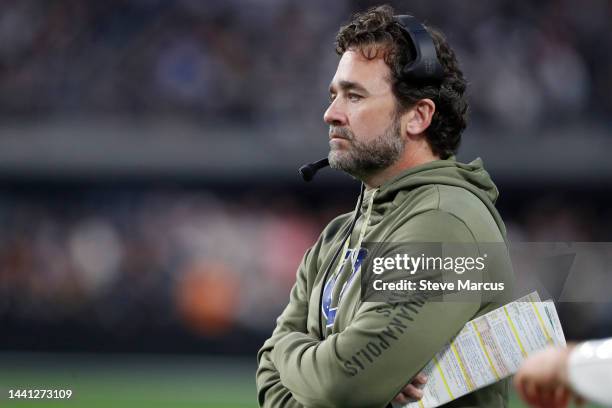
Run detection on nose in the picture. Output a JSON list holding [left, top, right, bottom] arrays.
[[323, 99, 347, 126]]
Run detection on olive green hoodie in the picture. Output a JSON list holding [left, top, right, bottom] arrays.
[[257, 158, 514, 408]]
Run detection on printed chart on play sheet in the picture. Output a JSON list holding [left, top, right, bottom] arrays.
[[397, 292, 566, 408]]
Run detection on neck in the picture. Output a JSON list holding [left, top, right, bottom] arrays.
[[362, 145, 440, 189]]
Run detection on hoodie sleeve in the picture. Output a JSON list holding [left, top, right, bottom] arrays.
[[270, 210, 485, 408], [256, 244, 317, 408]]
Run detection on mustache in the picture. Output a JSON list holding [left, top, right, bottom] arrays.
[[329, 127, 354, 140]]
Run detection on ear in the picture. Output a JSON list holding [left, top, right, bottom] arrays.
[[403, 99, 436, 136]]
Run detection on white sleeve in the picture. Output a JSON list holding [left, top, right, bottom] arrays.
[[568, 338, 612, 407]]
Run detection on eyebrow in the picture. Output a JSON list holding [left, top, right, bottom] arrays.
[[328, 80, 369, 95]]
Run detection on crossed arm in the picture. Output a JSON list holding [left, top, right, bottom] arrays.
[[256, 268, 432, 408]]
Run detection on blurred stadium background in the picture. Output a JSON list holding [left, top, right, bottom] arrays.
[[0, 0, 610, 406]]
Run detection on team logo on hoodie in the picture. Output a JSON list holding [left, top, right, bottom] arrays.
[[322, 247, 368, 328]]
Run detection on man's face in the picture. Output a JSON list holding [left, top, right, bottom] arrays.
[[325, 48, 405, 180]]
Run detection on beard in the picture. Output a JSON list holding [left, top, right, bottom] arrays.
[[328, 119, 405, 180]]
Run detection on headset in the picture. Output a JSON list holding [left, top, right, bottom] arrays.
[[393, 15, 444, 82], [297, 14, 443, 340]]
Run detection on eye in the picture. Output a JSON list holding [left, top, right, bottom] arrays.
[[329, 93, 336, 102], [348, 93, 362, 102]]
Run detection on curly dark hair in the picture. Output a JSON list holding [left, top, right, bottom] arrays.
[[335, 5, 468, 159]]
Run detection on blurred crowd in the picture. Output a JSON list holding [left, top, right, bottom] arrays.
[[0, 186, 611, 354], [0, 0, 610, 131], [0, 188, 324, 342]]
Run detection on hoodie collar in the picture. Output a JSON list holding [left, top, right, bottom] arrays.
[[360, 157, 501, 223]]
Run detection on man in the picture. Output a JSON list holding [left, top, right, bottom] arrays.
[[257, 5, 513, 407], [514, 339, 612, 407]]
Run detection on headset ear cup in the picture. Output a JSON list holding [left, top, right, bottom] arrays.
[[394, 15, 444, 82]]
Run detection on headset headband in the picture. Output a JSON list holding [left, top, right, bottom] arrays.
[[394, 15, 444, 82]]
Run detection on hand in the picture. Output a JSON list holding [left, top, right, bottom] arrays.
[[513, 345, 583, 408], [392, 372, 427, 406]]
